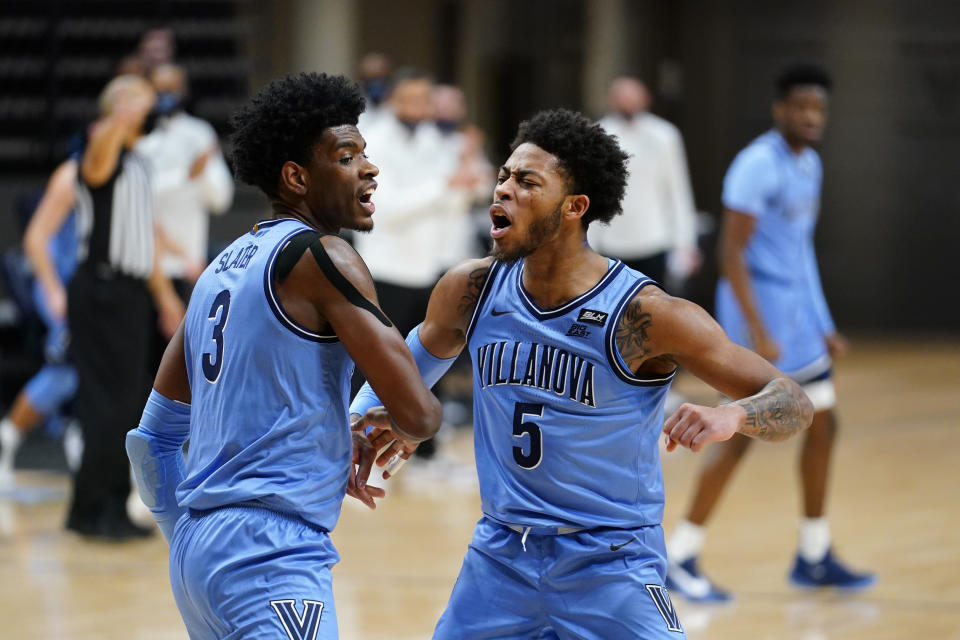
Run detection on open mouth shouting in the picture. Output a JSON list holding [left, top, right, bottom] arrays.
[[358, 182, 377, 214], [489, 203, 512, 239]]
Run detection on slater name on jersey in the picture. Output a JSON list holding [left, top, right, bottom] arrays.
[[475, 340, 597, 408]]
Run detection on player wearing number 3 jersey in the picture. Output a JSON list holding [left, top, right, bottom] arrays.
[[126, 73, 441, 639], [351, 110, 814, 639]]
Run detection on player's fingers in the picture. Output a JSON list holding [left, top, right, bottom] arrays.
[[375, 439, 404, 467], [355, 443, 378, 490], [664, 434, 678, 452]]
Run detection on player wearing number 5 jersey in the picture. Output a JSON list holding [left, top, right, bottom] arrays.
[[126, 73, 441, 640], [351, 109, 814, 639]]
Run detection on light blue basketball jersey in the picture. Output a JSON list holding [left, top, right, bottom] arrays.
[[717, 130, 834, 377], [466, 259, 676, 531], [179, 218, 354, 532]]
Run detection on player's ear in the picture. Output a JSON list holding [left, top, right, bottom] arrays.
[[563, 194, 590, 221], [279, 160, 308, 197], [771, 101, 785, 127]]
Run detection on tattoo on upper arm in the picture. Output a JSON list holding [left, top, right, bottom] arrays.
[[456, 266, 490, 318], [615, 297, 654, 372], [735, 378, 814, 442]]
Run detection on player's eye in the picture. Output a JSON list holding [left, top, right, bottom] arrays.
[[340, 155, 353, 165], [497, 174, 508, 184]]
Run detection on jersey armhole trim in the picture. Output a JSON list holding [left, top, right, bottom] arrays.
[[465, 261, 502, 342], [604, 278, 678, 386], [263, 228, 340, 343]]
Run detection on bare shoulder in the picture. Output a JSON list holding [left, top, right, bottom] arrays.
[[435, 256, 495, 318], [615, 285, 718, 375], [308, 233, 377, 300]]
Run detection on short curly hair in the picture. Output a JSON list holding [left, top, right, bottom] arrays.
[[510, 108, 629, 227], [229, 72, 365, 197]]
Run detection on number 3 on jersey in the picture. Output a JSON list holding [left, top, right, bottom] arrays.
[[512, 402, 543, 469], [202, 289, 231, 383]]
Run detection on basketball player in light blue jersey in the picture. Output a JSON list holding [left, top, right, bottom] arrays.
[[126, 73, 442, 639], [1, 157, 81, 487], [350, 109, 814, 639], [666, 63, 876, 603]]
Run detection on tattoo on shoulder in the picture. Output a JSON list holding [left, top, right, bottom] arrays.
[[456, 265, 490, 318], [615, 297, 654, 372], [736, 378, 814, 442]]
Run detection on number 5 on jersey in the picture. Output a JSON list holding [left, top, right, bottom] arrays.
[[203, 289, 231, 383], [512, 402, 543, 469]]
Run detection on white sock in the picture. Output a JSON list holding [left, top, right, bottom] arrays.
[[0, 418, 24, 473], [667, 519, 705, 563], [798, 517, 831, 563]]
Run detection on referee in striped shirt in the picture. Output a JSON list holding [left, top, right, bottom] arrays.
[[66, 75, 184, 540]]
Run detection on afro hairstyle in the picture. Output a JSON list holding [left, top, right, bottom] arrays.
[[510, 108, 629, 227], [229, 72, 365, 197], [776, 62, 832, 99]]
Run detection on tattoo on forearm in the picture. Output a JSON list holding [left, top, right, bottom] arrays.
[[734, 377, 814, 441], [456, 266, 490, 317], [615, 298, 654, 372]]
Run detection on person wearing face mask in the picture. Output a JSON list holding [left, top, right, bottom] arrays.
[[356, 51, 392, 131], [137, 64, 234, 371], [587, 76, 701, 292], [350, 69, 478, 467]]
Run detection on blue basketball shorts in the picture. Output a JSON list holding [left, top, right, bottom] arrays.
[[433, 517, 685, 639], [170, 505, 340, 640]]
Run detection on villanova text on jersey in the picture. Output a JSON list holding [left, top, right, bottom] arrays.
[[474, 340, 597, 408], [466, 258, 677, 532]]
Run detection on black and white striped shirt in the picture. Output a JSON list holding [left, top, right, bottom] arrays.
[[75, 150, 155, 279]]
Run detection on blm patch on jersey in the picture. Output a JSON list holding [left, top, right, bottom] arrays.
[[577, 309, 608, 326]]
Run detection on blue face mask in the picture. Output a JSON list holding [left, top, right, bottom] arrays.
[[365, 80, 388, 106], [155, 91, 181, 116], [435, 119, 459, 134]]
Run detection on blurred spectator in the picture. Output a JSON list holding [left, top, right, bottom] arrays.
[[138, 63, 234, 298], [432, 83, 494, 270], [587, 76, 700, 290], [137, 27, 176, 75], [357, 51, 392, 130], [351, 69, 476, 463], [0, 158, 82, 487], [65, 75, 183, 540]]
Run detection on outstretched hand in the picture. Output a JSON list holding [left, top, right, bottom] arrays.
[[662, 403, 744, 453]]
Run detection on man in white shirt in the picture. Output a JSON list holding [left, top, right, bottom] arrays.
[[353, 70, 476, 336], [588, 76, 700, 289], [352, 70, 477, 463], [137, 64, 234, 295]]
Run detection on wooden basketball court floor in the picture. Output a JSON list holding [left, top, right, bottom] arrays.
[[1, 337, 958, 639]]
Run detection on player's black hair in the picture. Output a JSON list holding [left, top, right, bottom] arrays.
[[229, 72, 365, 197], [776, 62, 832, 99], [510, 108, 629, 228]]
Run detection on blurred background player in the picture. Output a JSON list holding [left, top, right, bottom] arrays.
[[352, 108, 814, 638], [0, 158, 81, 487], [665, 63, 875, 602], [588, 76, 700, 293], [127, 72, 442, 638]]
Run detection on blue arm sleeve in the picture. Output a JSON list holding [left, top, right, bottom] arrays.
[[349, 323, 457, 418], [125, 389, 191, 543]]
